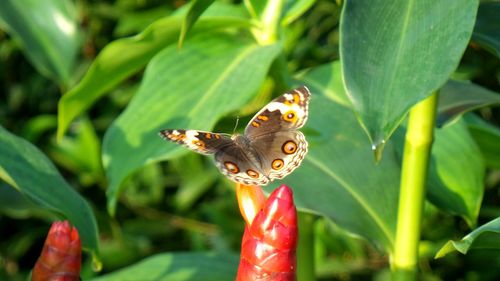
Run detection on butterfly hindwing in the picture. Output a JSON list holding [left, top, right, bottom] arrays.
[[250, 131, 308, 181], [214, 144, 269, 186]]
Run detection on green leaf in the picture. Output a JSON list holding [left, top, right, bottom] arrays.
[[290, 62, 484, 248], [296, 61, 351, 108], [0, 125, 99, 257], [465, 113, 500, 169], [88, 252, 238, 281], [392, 117, 485, 226], [340, 0, 478, 150], [103, 32, 281, 215], [114, 6, 173, 36], [435, 217, 500, 258], [471, 1, 500, 58], [437, 80, 500, 127], [179, 0, 216, 48], [0, 0, 80, 84], [57, 15, 253, 141], [282, 0, 316, 26], [266, 62, 400, 251], [427, 118, 485, 226], [0, 183, 52, 219]]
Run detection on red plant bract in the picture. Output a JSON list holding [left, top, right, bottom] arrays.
[[236, 185, 298, 281], [32, 220, 81, 281]]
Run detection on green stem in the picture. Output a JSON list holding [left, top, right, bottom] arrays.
[[250, 0, 285, 45], [392, 92, 438, 280], [297, 212, 316, 281]]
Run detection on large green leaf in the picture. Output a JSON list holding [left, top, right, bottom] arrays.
[[266, 61, 485, 251], [435, 217, 500, 258], [427, 118, 484, 226], [57, 16, 252, 141], [178, 0, 216, 47], [471, 1, 500, 58], [340, 0, 478, 151], [103, 32, 281, 215], [266, 62, 401, 251], [437, 80, 500, 127], [465, 113, 500, 170], [0, 0, 80, 84], [392, 117, 485, 225], [0, 183, 52, 219], [0, 125, 99, 257], [89, 252, 238, 281]]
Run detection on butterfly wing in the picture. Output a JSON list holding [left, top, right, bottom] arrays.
[[159, 129, 233, 155], [244, 86, 311, 138], [158, 86, 311, 185], [250, 131, 308, 181], [214, 142, 270, 186], [160, 129, 269, 185]]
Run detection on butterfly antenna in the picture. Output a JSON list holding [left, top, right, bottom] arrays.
[[232, 116, 240, 134]]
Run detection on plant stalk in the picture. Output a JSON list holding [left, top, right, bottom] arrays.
[[297, 212, 316, 281], [250, 0, 285, 45], [392, 92, 438, 280]]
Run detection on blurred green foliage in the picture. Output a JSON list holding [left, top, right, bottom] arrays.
[[0, 0, 500, 280]]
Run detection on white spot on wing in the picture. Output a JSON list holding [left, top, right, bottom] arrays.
[[184, 130, 201, 150], [266, 102, 306, 121]]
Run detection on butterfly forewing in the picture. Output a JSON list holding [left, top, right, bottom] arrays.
[[159, 129, 233, 155], [244, 86, 311, 138]]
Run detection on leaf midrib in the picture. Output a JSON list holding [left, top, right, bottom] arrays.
[[305, 154, 395, 249], [383, 0, 415, 107], [188, 43, 261, 115]]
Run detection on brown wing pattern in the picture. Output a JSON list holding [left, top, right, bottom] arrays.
[[214, 143, 270, 186], [250, 131, 308, 181], [244, 86, 311, 138], [159, 86, 311, 186], [159, 129, 233, 155]]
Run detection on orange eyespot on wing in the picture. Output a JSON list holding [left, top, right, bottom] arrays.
[[272, 159, 284, 170], [282, 141, 297, 154], [246, 169, 260, 178], [224, 161, 240, 174], [282, 110, 298, 123]]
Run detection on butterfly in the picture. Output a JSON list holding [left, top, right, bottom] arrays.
[[159, 86, 310, 186]]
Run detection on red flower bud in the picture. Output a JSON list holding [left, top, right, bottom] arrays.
[[236, 185, 298, 281], [32, 221, 81, 281]]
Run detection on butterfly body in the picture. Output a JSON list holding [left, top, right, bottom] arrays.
[[160, 86, 310, 186]]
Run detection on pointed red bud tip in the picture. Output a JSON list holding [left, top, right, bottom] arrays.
[[32, 221, 81, 281], [236, 183, 266, 226], [236, 185, 298, 281]]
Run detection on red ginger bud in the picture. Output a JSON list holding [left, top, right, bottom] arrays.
[[32, 221, 81, 281], [236, 185, 298, 281]]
